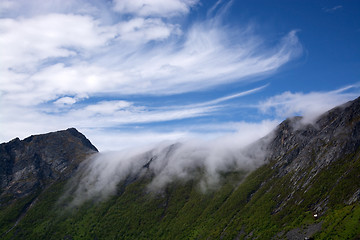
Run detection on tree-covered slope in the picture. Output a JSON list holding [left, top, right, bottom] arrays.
[[1, 98, 360, 239]]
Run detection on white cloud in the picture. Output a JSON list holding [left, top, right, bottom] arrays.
[[0, 101, 210, 144], [113, 0, 198, 17], [84, 100, 133, 114], [195, 84, 268, 107], [67, 100, 214, 127], [2, 84, 357, 152], [84, 120, 279, 151], [0, 0, 16, 12], [84, 130, 192, 152], [0, 84, 265, 148], [64, 119, 277, 205], [323, 5, 343, 13], [115, 18, 180, 43], [0, 2, 302, 108], [0, 0, 303, 151], [0, 0, 101, 18], [259, 85, 360, 123], [54, 97, 77, 106], [0, 14, 113, 74]]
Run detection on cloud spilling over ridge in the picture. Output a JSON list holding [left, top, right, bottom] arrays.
[[61, 87, 360, 206], [61, 86, 360, 206], [64, 120, 277, 206], [259, 85, 360, 123]]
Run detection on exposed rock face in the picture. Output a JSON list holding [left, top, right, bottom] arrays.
[[265, 96, 360, 215], [0, 128, 98, 204], [268, 98, 359, 173]]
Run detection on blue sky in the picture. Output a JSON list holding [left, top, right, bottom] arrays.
[[1, 0, 360, 151]]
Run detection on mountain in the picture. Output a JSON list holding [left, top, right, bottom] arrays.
[[1, 98, 360, 239], [0, 128, 98, 202], [0, 128, 98, 235]]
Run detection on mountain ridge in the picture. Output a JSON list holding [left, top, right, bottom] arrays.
[[1, 98, 360, 239]]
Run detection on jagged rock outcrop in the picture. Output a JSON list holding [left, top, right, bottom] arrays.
[[268, 97, 360, 173], [0, 128, 98, 205], [264, 97, 360, 214]]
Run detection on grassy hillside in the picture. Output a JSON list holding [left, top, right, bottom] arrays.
[[1, 147, 360, 239]]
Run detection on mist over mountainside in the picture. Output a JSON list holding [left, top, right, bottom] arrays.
[[1, 97, 360, 239], [64, 125, 273, 207]]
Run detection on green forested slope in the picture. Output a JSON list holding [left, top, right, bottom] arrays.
[[1, 148, 360, 240]]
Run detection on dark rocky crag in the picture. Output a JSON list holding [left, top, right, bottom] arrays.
[[0, 128, 98, 205]]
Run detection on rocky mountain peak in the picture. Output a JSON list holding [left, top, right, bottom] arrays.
[[0, 128, 98, 205]]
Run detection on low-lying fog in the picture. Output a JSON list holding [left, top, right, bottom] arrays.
[[63, 121, 278, 207]]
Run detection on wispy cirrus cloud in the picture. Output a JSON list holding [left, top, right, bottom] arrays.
[[0, 0, 303, 149], [0, 84, 265, 145], [0, 0, 301, 105], [0, 18, 301, 105], [322, 5, 343, 13]]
